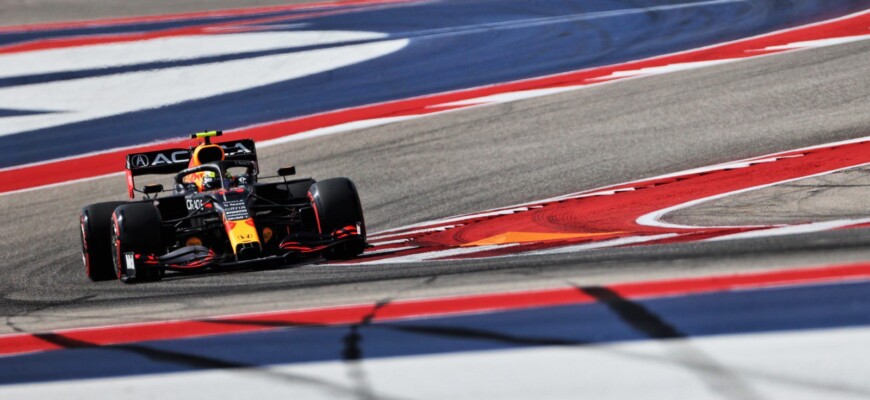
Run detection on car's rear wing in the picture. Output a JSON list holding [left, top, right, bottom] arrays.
[[124, 139, 257, 198]]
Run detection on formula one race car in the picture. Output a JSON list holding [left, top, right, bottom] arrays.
[[79, 131, 367, 283]]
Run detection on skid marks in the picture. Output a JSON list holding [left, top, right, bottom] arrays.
[[342, 139, 870, 264]]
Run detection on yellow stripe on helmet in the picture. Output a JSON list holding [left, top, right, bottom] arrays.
[[194, 130, 222, 139]]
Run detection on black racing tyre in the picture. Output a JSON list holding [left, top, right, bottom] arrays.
[[111, 203, 165, 284], [80, 201, 127, 281], [308, 177, 367, 260]]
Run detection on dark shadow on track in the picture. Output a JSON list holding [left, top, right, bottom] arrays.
[[30, 330, 404, 400], [578, 285, 763, 400]]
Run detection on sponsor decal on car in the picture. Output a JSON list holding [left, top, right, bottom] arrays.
[[223, 199, 250, 221], [222, 142, 253, 156], [186, 199, 204, 211], [130, 154, 149, 168], [152, 151, 190, 165]]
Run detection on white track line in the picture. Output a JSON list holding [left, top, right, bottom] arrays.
[[521, 234, 681, 256], [635, 162, 870, 230], [4, 9, 870, 198], [353, 244, 519, 264], [707, 218, 870, 242]]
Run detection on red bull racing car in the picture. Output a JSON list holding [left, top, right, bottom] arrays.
[[79, 131, 367, 283]]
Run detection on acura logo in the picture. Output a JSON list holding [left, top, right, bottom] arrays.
[[131, 154, 149, 168]]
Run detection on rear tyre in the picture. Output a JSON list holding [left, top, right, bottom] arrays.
[[80, 201, 127, 281], [111, 203, 165, 284], [308, 177, 367, 260]]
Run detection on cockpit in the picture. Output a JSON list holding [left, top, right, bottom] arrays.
[[176, 160, 259, 193]]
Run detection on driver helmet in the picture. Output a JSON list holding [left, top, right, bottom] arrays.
[[202, 171, 220, 191]]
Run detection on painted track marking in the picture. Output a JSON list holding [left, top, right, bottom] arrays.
[[3, 261, 870, 358], [347, 138, 870, 263], [2, 8, 869, 195]]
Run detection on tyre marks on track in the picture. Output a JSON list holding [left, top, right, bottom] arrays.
[[353, 138, 870, 263]]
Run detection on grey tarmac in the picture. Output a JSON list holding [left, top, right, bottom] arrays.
[[0, 0, 322, 26], [1, 15, 869, 333]]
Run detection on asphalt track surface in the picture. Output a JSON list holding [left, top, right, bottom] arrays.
[[4, 0, 868, 169], [0, 0, 320, 26], [2, 32, 870, 334], [1, 2, 870, 336], [667, 165, 870, 226]]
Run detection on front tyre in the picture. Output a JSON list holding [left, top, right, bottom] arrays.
[[308, 177, 367, 260], [111, 203, 165, 284], [80, 201, 127, 281]]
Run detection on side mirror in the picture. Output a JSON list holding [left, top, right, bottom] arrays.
[[143, 184, 164, 194], [277, 166, 296, 177]]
